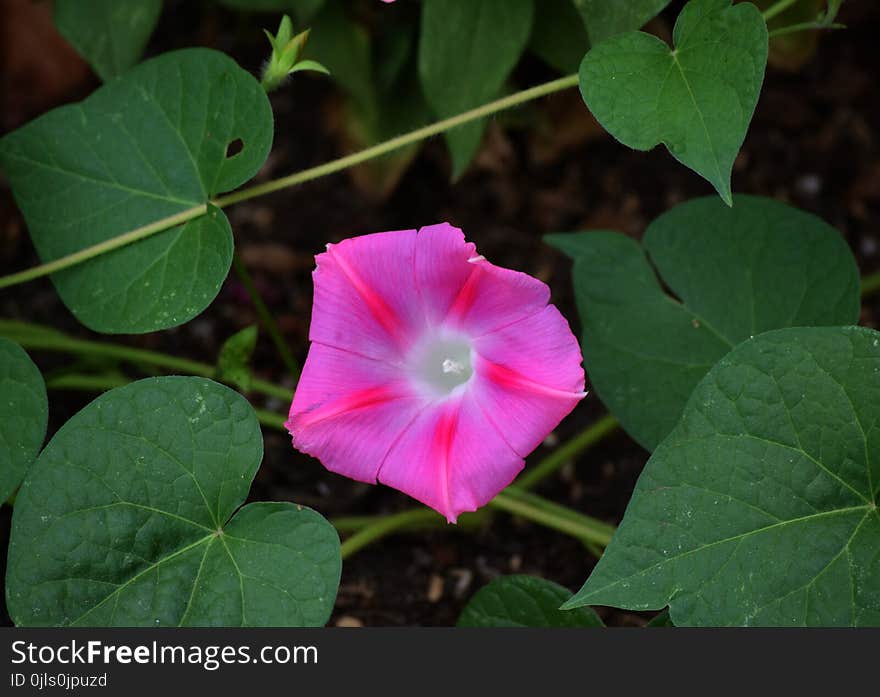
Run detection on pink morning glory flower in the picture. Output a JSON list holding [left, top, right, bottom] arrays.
[[287, 223, 586, 522]]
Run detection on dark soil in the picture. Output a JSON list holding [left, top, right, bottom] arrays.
[[1, 0, 878, 627]]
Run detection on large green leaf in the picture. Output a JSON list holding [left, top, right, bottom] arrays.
[[419, 0, 534, 178], [458, 575, 604, 627], [0, 339, 48, 503], [0, 48, 273, 334], [54, 0, 163, 81], [578, 0, 767, 204], [546, 195, 859, 451], [573, 0, 671, 44], [564, 327, 880, 627], [6, 377, 341, 627]]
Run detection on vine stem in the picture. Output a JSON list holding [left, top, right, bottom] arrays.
[[46, 373, 290, 432], [0, 74, 579, 290], [0, 319, 293, 402], [863, 270, 880, 298], [516, 415, 618, 490], [768, 21, 844, 38], [232, 253, 300, 377], [761, 0, 798, 22], [338, 491, 614, 560], [0, 206, 207, 290]]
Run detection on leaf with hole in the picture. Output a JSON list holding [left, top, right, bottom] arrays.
[[564, 326, 880, 627], [54, 0, 163, 81], [458, 575, 604, 627], [6, 376, 341, 627], [0, 339, 48, 504], [573, 0, 671, 45], [0, 48, 273, 334], [578, 0, 767, 203], [546, 195, 859, 451], [419, 0, 534, 178]]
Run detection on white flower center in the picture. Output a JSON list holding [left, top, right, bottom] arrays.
[[412, 336, 474, 396]]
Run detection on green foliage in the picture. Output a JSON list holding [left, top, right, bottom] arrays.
[[419, 0, 534, 178], [529, 0, 590, 73], [573, 0, 671, 44], [646, 609, 674, 627], [578, 0, 768, 204], [306, 3, 432, 194], [458, 575, 604, 627], [0, 340, 47, 504], [261, 14, 329, 93], [54, 0, 163, 81], [565, 327, 880, 627], [217, 325, 258, 391], [6, 377, 341, 627], [306, 2, 376, 117], [217, 0, 326, 19], [547, 195, 859, 451], [0, 49, 273, 334]]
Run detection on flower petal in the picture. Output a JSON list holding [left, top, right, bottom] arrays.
[[471, 305, 586, 456], [287, 343, 426, 483], [308, 229, 424, 362], [444, 254, 551, 336], [378, 391, 524, 522], [413, 222, 477, 324]]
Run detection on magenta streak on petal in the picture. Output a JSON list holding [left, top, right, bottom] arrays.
[[434, 404, 459, 521], [479, 358, 587, 400], [444, 263, 481, 325], [293, 385, 408, 429], [327, 245, 407, 346]]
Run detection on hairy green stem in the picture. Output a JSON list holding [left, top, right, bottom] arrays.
[[862, 270, 880, 298], [46, 373, 289, 432], [490, 490, 615, 547], [0, 319, 294, 402], [761, 0, 799, 22], [515, 415, 619, 490], [0, 74, 578, 290], [339, 509, 440, 559], [211, 74, 578, 207], [768, 20, 844, 38], [232, 253, 300, 377], [0, 205, 208, 290]]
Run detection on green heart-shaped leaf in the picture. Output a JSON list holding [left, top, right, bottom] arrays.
[[419, 0, 534, 178], [564, 327, 880, 627], [546, 195, 859, 451], [6, 376, 341, 627], [573, 0, 671, 45], [458, 575, 604, 627], [0, 48, 273, 334], [0, 339, 47, 503], [578, 0, 768, 204], [54, 0, 163, 81]]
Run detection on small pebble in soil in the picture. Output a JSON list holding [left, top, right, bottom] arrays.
[[335, 615, 364, 628], [795, 173, 822, 197], [427, 575, 444, 603]]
